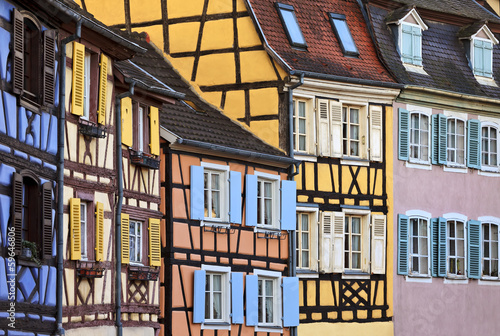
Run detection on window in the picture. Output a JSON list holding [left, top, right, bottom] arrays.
[[320, 211, 386, 274], [342, 106, 361, 157], [447, 118, 466, 166], [22, 17, 41, 103], [409, 112, 430, 163], [293, 100, 308, 152], [481, 124, 498, 169], [82, 52, 91, 120], [482, 222, 499, 279], [129, 220, 142, 264], [256, 175, 279, 229], [329, 13, 358, 57], [135, 105, 150, 153], [401, 23, 423, 66], [296, 213, 310, 269], [275, 3, 306, 48], [473, 39, 493, 77], [204, 168, 226, 221], [447, 220, 466, 277], [255, 269, 282, 329], [21, 176, 40, 245], [80, 202, 88, 260], [409, 217, 430, 276], [204, 269, 230, 323]]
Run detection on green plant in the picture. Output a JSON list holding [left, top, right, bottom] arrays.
[[21, 240, 41, 266]]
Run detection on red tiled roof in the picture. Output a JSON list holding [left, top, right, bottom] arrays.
[[248, 0, 396, 83]]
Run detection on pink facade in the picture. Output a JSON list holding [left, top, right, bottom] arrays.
[[392, 101, 500, 335]]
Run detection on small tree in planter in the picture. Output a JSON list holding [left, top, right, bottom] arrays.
[[21, 240, 41, 266]]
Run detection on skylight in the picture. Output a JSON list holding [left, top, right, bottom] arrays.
[[276, 3, 307, 48], [329, 13, 358, 57]]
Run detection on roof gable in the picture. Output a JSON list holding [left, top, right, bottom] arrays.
[[386, 6, 429, 30]]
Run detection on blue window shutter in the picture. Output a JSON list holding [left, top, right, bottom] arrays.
[[280, 180, 297, 231], [282, 277, 299, 327], [397, 214, 409, 275], [412, 26, 422, 65], [398, 108, 410, 161], [190, 166, 204, 220], [245, 274, 258, 326], [231, 272, 244, 324], [245, 175, 257, 226], [467, 220, 481, 279], [438, 114, 447, 164], [401, 25, 413, 63], [474, 40, 485, 76], [431, 218, 439, 277], [431, 114, 439, 165], [438, 217, 447, 277], [229, 171, 242, 224], [467, 119, 481, 169], [193, 270, 206, 323], [484, 41, 493, 77]]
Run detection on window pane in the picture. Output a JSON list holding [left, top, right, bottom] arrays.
[[419, 238, 428, 255], [350, 125, 359, 140], [302, 233, 309, 249], [302, 251, 309, 267], [301, 214, 309, 231], [298, 101, 306, 117], [352, 252, 361, 269], [280, 8, 306, 45], [265, 199, 272, 224], [212, 190, 220, 218], [457, 222, 464, 238], [350, 109, 359, 124], [412, 256, 419, 272], [213, 274, 221, 291], [421, 256, 428, 275], [213, 293, 221, 319], [350, 142, 359, 156], [412, 237, 419, 254], [332, 18, 357, 53], [351, 218, 360, 233], [299, 119, 306, 133], [299, 135, 306, 151], [264, 182, 272, 197], [419, 221, 426, 236], [352, 236, 360, 251], [265, 297, 273, 322], [205, 292, 210, 319], [265, 280, 273, 295]]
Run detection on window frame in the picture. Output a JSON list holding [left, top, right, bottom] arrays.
[[479, 216, 500, 280], [275, 3, 307, 49], [21, 176, 40, 246], [22, 16, 41, 104], [254, 171, 280, 230], [80, 202, 88, 260], [409, 111, 431, 164], [200, 162, 230, 225], [342, 105, 364, 158], [254, 269, 282, 331], [443, 214, 468, 279], [399, 22, 423, 66], [201, 265, 231, 329], [342, 208, 370, 274], [293, 99, 309, 153], [133, 102, 150, 154], [406, 210, 432, 278], [129, 219, 143, 265], [446, 117, 466, 167], [296, 207, 319, 272], [472, 37, 493, 78], [481, 122, 499, 172], [328, 13, 359, 57]]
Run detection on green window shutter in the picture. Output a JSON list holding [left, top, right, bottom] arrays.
[[398, 108, 410, 161], [473, 40, 485, 76], [412, 26, 422, 66], [483, 41, 493, 77], [431, 114, 447, 165], [467, 220, 481, 279], [401, 25, 413, 63], [467, 119, 481, 169], [398, 214, 409, 275], [438, 217, 447, 277], [431, 114, 439, 165], [430, 218, 439, 277]]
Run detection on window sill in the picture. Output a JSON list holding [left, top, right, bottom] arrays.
[[341, 157, 369, 167], [405, 161, 432, 170], [342, 271, 370, 280], [479, 169, 500, 177], [475, 76, 497, 87], [293, 153, 317, 162], [443, 165, 467, 173], [479, 278, 500, 285], [443, 277, 468, 285], [403, 63, 429, 76], [201, 322, 231, 330], [255, 325, 283, 333], [405, 275, 432, 283], [296, 270, 319, 278]]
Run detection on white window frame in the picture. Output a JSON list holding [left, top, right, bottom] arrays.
[[340, 102, 368, 160], [201, 264, 231, 330], [293, 99, 309, 153], [129, 219, 143, 265], [254, 269, 282, 332], [342, 208, 370, 274], [138, 105, 145, 153], [409, 110, 431, 165], [446, 117, 467, 168], [479, 216, 500, 281], [254, 171, 280, 230], [82, 52, 91, 120], [80, 202, 88, 260], [481, 122, 499, 172], [406, 210, 432, 278], [342, 105, 362, 158], [296, 206, 319, 272], [201, 162, 230, 225], [443, 213, 468, 279]]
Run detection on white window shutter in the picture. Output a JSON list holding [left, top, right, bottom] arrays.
[[319, 212, 333, 273], [332, 211, 345, 273], [369, 105, 383, 162], [371, 214, 386, 274], [317, 99, 331, 157], [330, 101, 343, 158]]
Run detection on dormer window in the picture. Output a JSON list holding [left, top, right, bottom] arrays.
[[387, 8, 428, 67], [460, 24, 499, 78], [329, 13, 358, 57], [275, 3, 307, 48]]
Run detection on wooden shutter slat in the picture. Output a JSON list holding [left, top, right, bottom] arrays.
[[319, 211, 333, 273], [43, 29, 57, 107], [149, 106, 160, 155], [317, 99, 330, 157], [398, 108, 410, 161], [330, 100, 343, 158], [467, 119, 481, 169], [12, 9, 24, 95], [121, 213, 130, 264], [371, 214, 386, 274], [397, 214, 409, 275], [149, 218, 161, 266], [42, 182, 52, 259], [71, 42, 85, 116], [438, 217, 447, 277], [12, 173, 23, 254], [95, 202, 104, 261], [69, 198, 81, 260], [121, 97, 133, 146], [431, 218, 439, 277], [467, 220, 481, 279], [332, 211, 345, 273], [97, 54, 109, 125], [369, 105, 383, 162]]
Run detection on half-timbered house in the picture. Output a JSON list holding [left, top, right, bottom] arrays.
[[366, 0, 500, 334], [74, 0, 401, 335], [0, 0, 60, 334]]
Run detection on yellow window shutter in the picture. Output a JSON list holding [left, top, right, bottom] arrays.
[[97, 53, 109, 125], [121, 97, 133, 147], [69, 198, 81, 260], [121, 213, 130, 264], [95, 202, 104, 261], [149, 106, 160, 156], [149, 218, 161, 266], [71, 41, 85, 116]]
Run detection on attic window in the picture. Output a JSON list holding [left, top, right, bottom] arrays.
[[329, 13, 358, 57], [275, 3, 307, 48]]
